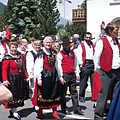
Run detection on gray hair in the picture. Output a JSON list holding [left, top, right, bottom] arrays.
[[73, 34, 79, 39], [33, 40, 41, 45], [43, 36, 53, 44]]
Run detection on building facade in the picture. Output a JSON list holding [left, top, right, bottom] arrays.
[[87, 0, 120, 39], [72, 5, 85, 23]]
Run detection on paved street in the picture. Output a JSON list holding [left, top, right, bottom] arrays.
[[0, 91, 95, 120]]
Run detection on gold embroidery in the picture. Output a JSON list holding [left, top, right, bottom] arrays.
[[37, 89, 60, 103], [47, 50, 56, 68], [15, 58, 22, 73]]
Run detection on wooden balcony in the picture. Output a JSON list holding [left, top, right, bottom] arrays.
[[72, 8, 85, 23]]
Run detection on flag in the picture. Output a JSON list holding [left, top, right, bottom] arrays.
[[59, 0, 62, 3], [65, 0, 72, 3], [59, 0, 72, 4]]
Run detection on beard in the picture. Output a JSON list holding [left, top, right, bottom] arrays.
[[63, 48, 70, 55], [85, 40, 92, 46]]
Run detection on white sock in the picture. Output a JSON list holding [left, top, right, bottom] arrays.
[[13, 112, 19, 117], [11, 108, 19, 117], [35, 106, 39, 110]]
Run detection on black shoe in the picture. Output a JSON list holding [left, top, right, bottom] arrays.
[[74, 110, 84, 115], [61, 110, 67, 114], [93, 104, 96, 108], [61, 110, 72, 115], [13, 114, 21, 120], [9, 110, 13, 116], [36, 115, 44, 119], [79, 97, 85, 103], [11, 115, 21, 120], [9, 110, 21, 120]]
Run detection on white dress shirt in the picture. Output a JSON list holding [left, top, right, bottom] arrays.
[[94, 35, 120, 70], [0, 42, 9, 62], [1, 31, 6, 39], [77, 41, 94, 67], [26, 49, 37, 79], [55, 50, 80, 80]]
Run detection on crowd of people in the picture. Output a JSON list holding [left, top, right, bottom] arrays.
[[0, 22, 120, 120]]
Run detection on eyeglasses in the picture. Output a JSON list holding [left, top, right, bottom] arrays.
[[45, 42, 52, 44], [54, 45, 60, 48], [70, 41, 74, 43]]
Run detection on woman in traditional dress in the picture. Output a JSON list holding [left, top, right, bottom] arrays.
[[2, 42, 28, 120], [52, 41, 61, 53], [32, 36, 60, 119]]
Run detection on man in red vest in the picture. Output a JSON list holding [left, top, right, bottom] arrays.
[[94, 22, 120, 120], [56, 36, 84, 115], [77, 32, 94, 103]]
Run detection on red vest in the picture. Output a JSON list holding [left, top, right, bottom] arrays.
[[100, 37, 120, 72], [81, 41, 94, 66], [60, 50, 74, 73], [43, 54, 55, 70]]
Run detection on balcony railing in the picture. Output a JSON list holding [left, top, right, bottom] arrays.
[[72, 9, 85, 23]]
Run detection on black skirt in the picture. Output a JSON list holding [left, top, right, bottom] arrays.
[[8, 73, 25, 108], [37, 68, 60, 106]]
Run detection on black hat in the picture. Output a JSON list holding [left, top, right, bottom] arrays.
[[62, 36, 70, 44]]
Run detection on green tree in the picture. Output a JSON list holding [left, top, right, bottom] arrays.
[[8, 0, 38, 38], [1, 0, 60, 39], [0, 0, 16, 27], [57, 22, 86, 41], [81, 0, 86, 24], [0, 3, 5, 29], [0, 3, 5, 16], [36, 0, 60, 36], [66, 22, 86, 40]]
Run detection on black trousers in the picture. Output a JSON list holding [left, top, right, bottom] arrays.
[[59, 72, 80, 112], [94, 68, 120, 120], [79, 62, 94, 98]]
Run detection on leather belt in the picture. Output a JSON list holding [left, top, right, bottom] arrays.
[[85, 59, 93, 63]]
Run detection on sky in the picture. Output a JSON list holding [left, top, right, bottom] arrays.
[[0, 0, 83, 21]]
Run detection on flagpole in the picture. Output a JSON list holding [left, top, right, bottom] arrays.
[[64, 0, 65, 19], [63, 0, 72, 19]]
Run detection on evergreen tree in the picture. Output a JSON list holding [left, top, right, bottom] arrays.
[[81, 0, 86, 23], [36, 0, 60, 36], [67, 22, 86, 39], [8, 0, 38, 38], [1, 0, 16, 26]]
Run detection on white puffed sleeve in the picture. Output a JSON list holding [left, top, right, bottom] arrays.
[[34, 56, 43, 81]]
